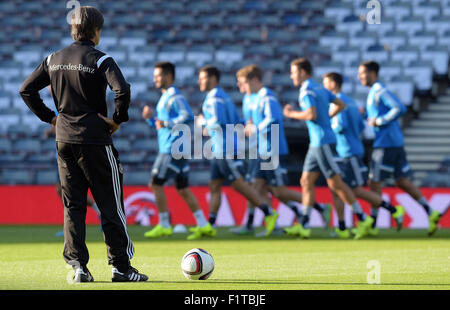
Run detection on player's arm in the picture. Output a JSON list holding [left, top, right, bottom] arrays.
[[19, 57, 56, 124], [329, 97, 345, 118], [257, 98, 277, 134], [370, 91, 405, 127], [163, 96, 193, 128], [331, 111, 345, 133]]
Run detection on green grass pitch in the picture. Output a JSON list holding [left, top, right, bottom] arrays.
[[0, 225, 449, 290]]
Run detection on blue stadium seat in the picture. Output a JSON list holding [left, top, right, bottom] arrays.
[[152, 29, 176, 42], [124, 171, 151, 185], [186, 1, 215, 13], [389, 76, 415, 105], [215, 46, 244, 67], [247, 44, 275, 57], [120, 122, 152, 138], [130, 2, 156, 12], [197, 15, 224, 27], [0, 169, 33, 185], [283, 14, 302, 26], [324, 1, 353, 22], [186, 46, 215, 67], [408, 31, 437, 51], [130, 46, 158, 65], [255, 15, 280, 26], [331, 47, 360, 67], [0, 61, 22, 81], [271, 1, 299, 12], [366, 17, 395, 36], [390, 46, 420, 67], [159, 1, 185, 12], [119, 30, 148, 52], [348, 31, 378, 51], [157, 45, 186, 63], [266, 29, 294, 42], [176, 29, 206, 43], [36, 169, 58, 185], [425, 16, 450, 37], [259, 59, 286, 72], [169, 15, 196, 27], [336, 15, 364, 36], [379, 61, 403, 82], [314, 61, 344, 80], [14, 139, 41, 153], [403, 60, 434, 91], [319, 31, 348, 52], [107, 46, 128, 64], [361, 45, 389, 64], [396, 17, 424, 37], [120, 152, 147, 165], [132, 139, 159, 152], [174, 62, 196, 84], [0, 139, 12, 153], [384, 2, 411, 22], [378, 31, 408, 51], [225, 14, 253, 27], [276, 44, 304, 58], [141, 14, 166, 27], [28, 152, 55, 163], [244, 1, 268, 11], [113, 138, 132, 152], [412, 2, 440, 21], [207, 29, 234, 42], [420, 46, 449, 76]]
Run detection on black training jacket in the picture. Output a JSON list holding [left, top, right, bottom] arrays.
[[19, 39, 130, 145]]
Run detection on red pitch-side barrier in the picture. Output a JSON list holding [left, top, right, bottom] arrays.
[[0, 186, 449, 228]]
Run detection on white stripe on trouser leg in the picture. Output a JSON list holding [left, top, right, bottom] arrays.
[[106, 146, 134, 260]]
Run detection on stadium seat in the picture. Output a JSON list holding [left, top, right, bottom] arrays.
[[0, 139, 12, 153], [396, 17, 424, 37], [237, 29, 262, 42], [169, 15, 196, 27], [255, 15, 281, 26], [28, 152, 55, 163], [425, 16, 450, 37], [336, 15, 364, 36], [378, 31, 408, 51], [384, 2, 411, 22], [408, 31, 437, 51], [119, 31, 148, 52], [365, 17, 395, 36], [186, 1, 215, 13], [247, 44, 275, 57], [174, 62, 196, 84], [113, 138, 132, 152], [318, 31, 348, 52], [403, 60, 434, 91], [332, 47, 360, 67], [207, 29, 235, 43], [120, 122, 152, 138], [283, 14, 302, 26], [225, 14, 253, 27], [129, 46, 157, 65], [361, 45, 389, 64], [215, 46, 244, 67], [275, 44, 304, 58], [186, 46, 215, 67], [13, 139, 41, 153], [0, 61, 22, 81], [140, 14, 166, 27], [120, 151, 147, 165], [157, 45, 186, 63], [348, 31, 378, 51], [176, 29, 206, 43], [107, 46, 128, 64], [324, 1, 353, 22], [390, 46, 420, 67], [259, 59, 286, 72], [412, 2, 440, 21], [266, 29, 294, 43], [420, 46, 449, 76], [244, 1, 268, 11], [124, 171, 151, 185], [379, 61, 403, 82], [389, 76, 415, 105], [0, 169, 33, 185], [36, 169, 57, 185], [133, 139, 159, 152], [197, 15, 224, 27], [313, 61, 344, 81]]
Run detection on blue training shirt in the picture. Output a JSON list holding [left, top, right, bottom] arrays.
[[298, 78, 337, 147], [202, 87, 242, 158], [146, 85, 194, 154], [250, 87, 289, 157], [366, 81, 406, 148], [331, 93, 365, 158]]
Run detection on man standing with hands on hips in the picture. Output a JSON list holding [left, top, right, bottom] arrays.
[[19, 6, 148, 282]]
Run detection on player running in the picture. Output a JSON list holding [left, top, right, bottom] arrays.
[[231, 64, 331, 236], [283, 58, 373, 239], [358, 61, 442, 236], [322, 72, 405, 239], [142, 62, 211, 240], [195, 65, 279, 239]]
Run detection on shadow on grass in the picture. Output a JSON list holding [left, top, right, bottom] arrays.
[[0, 226, 449, 244]]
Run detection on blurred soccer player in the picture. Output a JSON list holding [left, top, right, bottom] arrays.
[[358, 61, 442, 236], [19, 6, 147, 282], [196, 65, 279, 238], [233, 65, 331, 236], [141, 62, 210, 240], [283, 58, 373, 239], [323, 72, 405, 238]]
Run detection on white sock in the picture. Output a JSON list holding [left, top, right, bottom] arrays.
[[193, 210, 208, 227], [159, 212, 171, 228]]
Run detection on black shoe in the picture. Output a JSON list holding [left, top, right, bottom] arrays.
[[112, 266, 148, 282], [73, 266, 94, 283]]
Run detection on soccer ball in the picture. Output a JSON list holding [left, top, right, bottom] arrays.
[[181, 248, 214, 280]]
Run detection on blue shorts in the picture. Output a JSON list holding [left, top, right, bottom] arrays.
[[151, 153, 189, 187], [246, 156, 288, 187], [210, 158, 245, 182], [369, 147, 412, 182], [303, 144, 341, 179], [336, 156, 369, 188]]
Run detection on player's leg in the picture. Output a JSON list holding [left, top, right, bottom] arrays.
[[331, 190, 349, 239], [57, 142, 92, 282], [144, 154, 172, 238]]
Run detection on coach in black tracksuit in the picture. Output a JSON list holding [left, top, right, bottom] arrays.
[[19, 6, 147, 282]]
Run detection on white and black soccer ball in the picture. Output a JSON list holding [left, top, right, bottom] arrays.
[[181, 248, 214, 280]]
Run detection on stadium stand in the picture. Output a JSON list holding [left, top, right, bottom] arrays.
[[0, 0, 449, 186]]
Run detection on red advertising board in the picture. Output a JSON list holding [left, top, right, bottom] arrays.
[[0, 186, 449, 228]]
